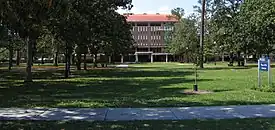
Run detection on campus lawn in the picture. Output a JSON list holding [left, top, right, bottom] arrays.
[[0, 62, 275, 108], [1, 118, 275, 130]]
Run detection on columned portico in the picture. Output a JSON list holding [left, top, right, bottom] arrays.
[[135, 52, 153, 63], [151, 53, 173, 63]]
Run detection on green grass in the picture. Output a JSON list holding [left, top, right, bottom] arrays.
[[0, 62, 275, 108], [1, 118, 275, 130]]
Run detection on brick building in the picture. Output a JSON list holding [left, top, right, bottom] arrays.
[[124, 13, 178, 63]]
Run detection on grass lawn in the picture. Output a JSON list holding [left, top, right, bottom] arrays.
[[1, 118, 275, 130], [0, 62, 274, 108]]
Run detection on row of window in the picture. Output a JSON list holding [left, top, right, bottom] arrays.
[[136, 43, 163, 46], [136, 43, 149, 46], [133, 26, 174, 32], [134, 35, 162, 40]]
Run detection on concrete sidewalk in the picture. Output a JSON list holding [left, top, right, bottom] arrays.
[[1, 105, 275, 121]]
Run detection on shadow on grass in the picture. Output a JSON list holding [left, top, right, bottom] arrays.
[[0, 64, 271, 108], [0, 76, 274, 108], [247, 64, 275, 68], [198, 66, 253, 71], [0, 67, 194, 80], [0, 76, 215, 108], [1, 118, 275, 130]]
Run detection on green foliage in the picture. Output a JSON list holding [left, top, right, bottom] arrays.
[[189, 0, 275, 64], [168, 8, 199, 63], [240, 0, 275, 55], [0, 0, 134, 78], [36, 29, 55, 58], [0, 48, 9, 60]]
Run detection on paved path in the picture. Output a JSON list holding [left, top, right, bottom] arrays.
[[1, 105, 275, 121]]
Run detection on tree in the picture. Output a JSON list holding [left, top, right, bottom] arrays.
[[36, 29, 56, 64], [168, 11, 199, 63], [0, 23, 23, 69], [101, 10, 134, 66], [240, 0, 275, 56], [1, 0, 133, 79], [0, 24, 12, 70], [0, 0, 53, 82]]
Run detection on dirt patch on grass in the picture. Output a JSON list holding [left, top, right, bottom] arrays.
[[180, 89, 213, 95]]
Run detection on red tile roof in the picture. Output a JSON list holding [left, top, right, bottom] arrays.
[[124, 14, 178, 22]]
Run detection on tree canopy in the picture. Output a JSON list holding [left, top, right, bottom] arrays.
[[168, 0, 275, 66], [0, 0, 134, 81]]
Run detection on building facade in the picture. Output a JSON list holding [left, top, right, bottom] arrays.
[[124, 13, 178, 63]]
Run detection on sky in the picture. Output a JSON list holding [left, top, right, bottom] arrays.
[[117, 0, 199, 16]]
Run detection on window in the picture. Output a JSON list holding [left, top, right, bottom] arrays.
[[138, 35, 140, 40]]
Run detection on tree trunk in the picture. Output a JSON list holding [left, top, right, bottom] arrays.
[[76, 53, 81, 70], [65, 52, 70, 78], [41, 55, 44, 64], [243, 47, 247, 66], [54, 51, 58, 67], [228, 52, 234, 66], [83, 54, 87, 70], [53, 42, 59, 67], [222, 52, 225, 62], [214, 55, 217, 65], [237, 51, 241, 66], [93, 54, 98, 68], [71, 54, 75, 65], [244, 53, 247, 66], [64, 43, 71, 78], [25, 38, 33, 82], [199, 0, 206, 69], [253, 54, 257, 62], [230, 52, 233, 63], [16, 50, 20, 66], [8, 45, 13, 70], [32, 43, 36, 66]]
